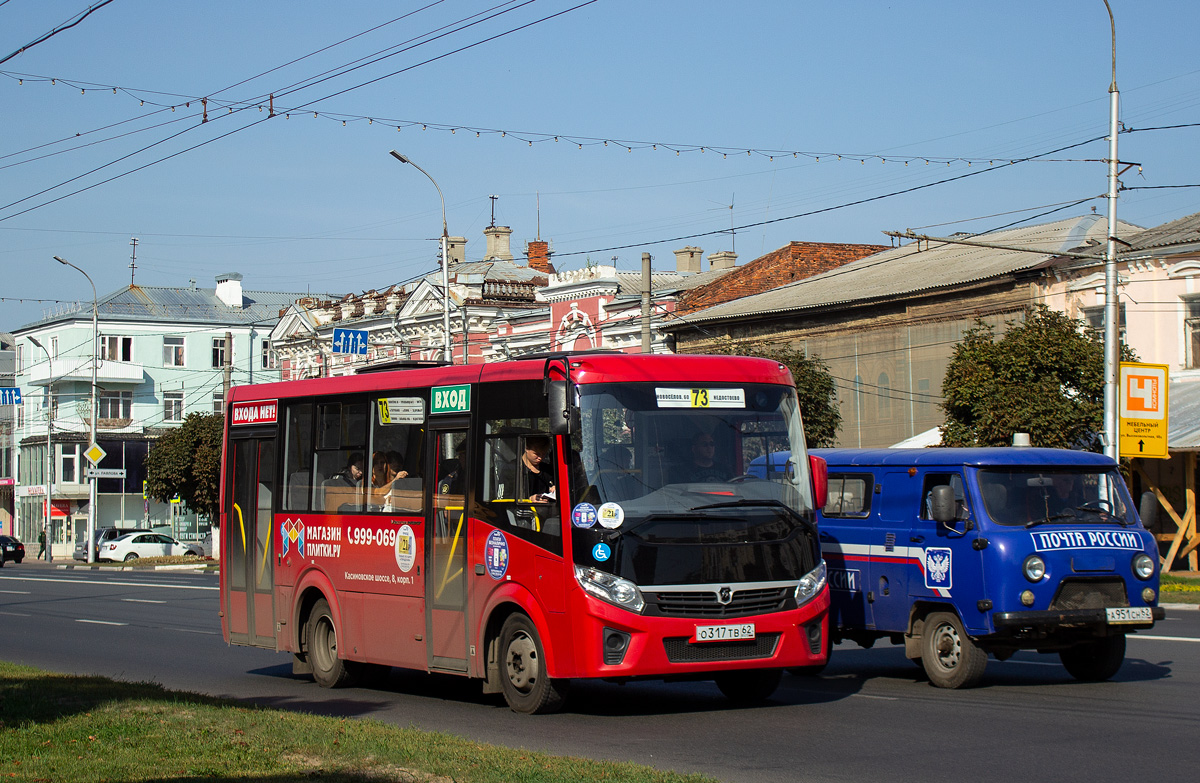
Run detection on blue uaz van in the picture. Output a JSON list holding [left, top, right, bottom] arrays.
[[753, 447, 1164, 688]]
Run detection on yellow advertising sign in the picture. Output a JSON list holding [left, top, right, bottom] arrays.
[[1119, 362, 1169, 459]]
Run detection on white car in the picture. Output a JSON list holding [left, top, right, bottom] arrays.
[[100, 532, 203, 562]]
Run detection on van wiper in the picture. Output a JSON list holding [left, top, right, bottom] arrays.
[[1026, 513, 1076, 529]]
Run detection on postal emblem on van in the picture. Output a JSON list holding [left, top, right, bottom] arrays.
[[924, 547, 952, 590]]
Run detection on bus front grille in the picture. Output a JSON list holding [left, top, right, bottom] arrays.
[[662, 633, 781, 663], [647, 587, 791, 618]]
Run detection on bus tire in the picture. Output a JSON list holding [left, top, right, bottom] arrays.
[[715, 668, 782, 704], [920, 611, 986, 689], [498, 613, 567, 714], [305, 598, 358, 689], [1059, 635, 1125, 682]]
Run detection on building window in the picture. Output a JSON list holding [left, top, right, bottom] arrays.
[[163, 336, 185, 367], [15, 344, 22, 373], [50, 336, 58, 358], [99, 390, 132, 419], [1185, 296, 1200, 370], [877, 372, 892, 419], [164, 390, 184, 422], [59, 443, 78, 484], [261, 341, 277, 369], [213, 390, 224, 415], [1081, 304, 1126, 345], [101, 335, 133, 362], [212, 337, 226, 368]]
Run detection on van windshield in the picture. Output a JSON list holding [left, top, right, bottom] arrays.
[[977, 469, 1131, 527]]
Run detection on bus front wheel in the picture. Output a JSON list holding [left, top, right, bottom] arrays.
[[498, 613, 568, 714], [1060, 635, 1125, 682], [305, 598, 358, 688]]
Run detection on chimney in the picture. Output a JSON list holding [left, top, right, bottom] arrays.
[[526, 240, 555, 274], [674, 246, 704, 274], [446, 236, 466, 266], [214, 272, 244, 308], [483, 225, 514, 261], [708, 250, 738, 271]]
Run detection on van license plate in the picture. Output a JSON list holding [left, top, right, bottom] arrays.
[[694, 623, 755, 642], [1105, 607, 1152, 624]]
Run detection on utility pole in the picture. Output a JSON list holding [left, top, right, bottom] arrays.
[[641, 253, 652, 353], [1102, 0, 1121, 463], [223, 331, 232, 413], [129, 237, 138, 285]]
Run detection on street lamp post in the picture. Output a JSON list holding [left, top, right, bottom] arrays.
[[54, 256, 99, 561], [388, 150, 452, 364], [1102, 0, 1120, 463], [27, 336, 52, 563]]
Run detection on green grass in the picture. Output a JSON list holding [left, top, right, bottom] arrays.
[[1161, 572, 1200, 604], [0, 661, 713, 783]]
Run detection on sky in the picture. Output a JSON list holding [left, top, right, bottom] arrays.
[[3, 0, 1200, 331]]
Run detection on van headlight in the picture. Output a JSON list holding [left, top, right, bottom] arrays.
[[1132, 553, 1155, 580], [574, 565, 645, 613], [795, 560, 827, 606], [1023, 554, 1046, 582]]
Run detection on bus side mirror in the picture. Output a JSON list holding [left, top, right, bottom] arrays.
[[547, 380, 577, 435], [809, 454, 827, 509], [1139, 491, 1159, 529], [930, 485, 957, 525]]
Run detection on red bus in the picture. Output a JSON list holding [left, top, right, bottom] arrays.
[[220, 352, 830, 713]]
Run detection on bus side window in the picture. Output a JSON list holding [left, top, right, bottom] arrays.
[[368, 398, 425, 514], [282, 402, 323, 512]]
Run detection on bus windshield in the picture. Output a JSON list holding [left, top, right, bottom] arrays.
[[977, 468, 1132, 528], [568, 382, 817, 585]]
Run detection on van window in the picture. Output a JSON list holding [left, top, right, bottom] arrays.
[[920, 473, 968, 520], [824, 474, 872, 517]]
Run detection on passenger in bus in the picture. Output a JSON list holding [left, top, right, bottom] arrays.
[[523, 436, 556, 502], [680, 430, 727, 483], [323, 452, 364, 512]]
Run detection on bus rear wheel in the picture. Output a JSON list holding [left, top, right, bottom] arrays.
[[498, 613, 568, 714], [305, 598, 358, 688], [1059, 635, 1126, 682], [715, 668, 782, 704], [920, 611, 986, 689]]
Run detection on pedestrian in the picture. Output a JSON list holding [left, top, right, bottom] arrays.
[[38, 528, 46, 560]]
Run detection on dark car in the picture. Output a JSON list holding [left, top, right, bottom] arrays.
[[0, 535, 25, 565], [74, 527, 152, 561]]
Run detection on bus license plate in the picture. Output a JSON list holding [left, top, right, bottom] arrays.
[[1105, 607, 1152, 624], [694, 623, 756, 642]]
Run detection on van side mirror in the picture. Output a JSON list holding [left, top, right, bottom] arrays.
[[547, 380, 577, 435], [1139, 491, 1159, 529], [930, 485, 957, 525]]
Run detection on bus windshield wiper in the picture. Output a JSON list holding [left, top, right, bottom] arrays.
[[1026, 513, 1076, 529]]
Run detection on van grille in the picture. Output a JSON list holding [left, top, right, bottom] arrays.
[[663, 633, 781, 663], [1050, 578, 1128, 610], [646, 587, 792, 618]]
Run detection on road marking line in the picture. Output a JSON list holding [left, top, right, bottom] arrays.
[[1131, 634, 1200, 643], [171, 627, 219, 635], [0, 611, 31, 617], [0, 575, 216, 591], [122, 598, 166, 604], [850, 693, 899, 700], [0, 589, 31, 594], [76, 619, 128, 626]]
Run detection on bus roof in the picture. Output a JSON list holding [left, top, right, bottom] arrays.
[[228, 353, 793, 403], [811, 447, 1117, 469]]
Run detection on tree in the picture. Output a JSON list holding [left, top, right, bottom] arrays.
[[940, 304, 1136, 449], [701, 338, 842, 447], [144, 412, 223, 518]]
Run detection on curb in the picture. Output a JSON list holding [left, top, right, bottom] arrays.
[[1161, 602, 1199, 611], [54, 563, 216, 574]]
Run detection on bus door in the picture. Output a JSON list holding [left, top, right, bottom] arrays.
[[225, 430, 278, 648], [425, 423, 470, 672]]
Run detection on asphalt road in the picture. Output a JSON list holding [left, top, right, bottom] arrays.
[[2, 562, 1198, 783]]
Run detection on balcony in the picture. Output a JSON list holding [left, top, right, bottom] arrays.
[[26, 358, 144, 386]]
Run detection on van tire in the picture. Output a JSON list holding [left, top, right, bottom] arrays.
[[920, 611, 986, 689], [1059, 635, 1125, 682], [715, 668, 783, 703], [498, 613, 568, 714], [305, 598, 358, 688]]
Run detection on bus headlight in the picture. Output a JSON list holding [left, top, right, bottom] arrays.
[[795, 560, 827, 606], [574, 565, 645, 613], [1132, 553, 1155, 580], [1023, 554, 1046, 582]]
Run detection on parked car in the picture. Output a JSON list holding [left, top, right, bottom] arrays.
[[99, 532, 204, 562], [0, 535, 24, 565], [74, 527, 152, 561]]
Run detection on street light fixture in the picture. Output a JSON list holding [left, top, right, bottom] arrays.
[[388, 150, 452, 364], [27, 336, 52, 563], [53, 256, 99, 562]]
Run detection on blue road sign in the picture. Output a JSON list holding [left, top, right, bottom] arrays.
[[0, 388, 21, 405], [332, 328, 369, 355]]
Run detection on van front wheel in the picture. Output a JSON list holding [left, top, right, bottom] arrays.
[[1060, 635, 1125, 682], [920, 611, 986, 689]]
